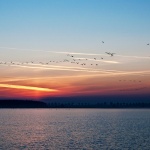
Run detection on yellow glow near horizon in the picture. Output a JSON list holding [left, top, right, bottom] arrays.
[[0, 84, 58, 92]]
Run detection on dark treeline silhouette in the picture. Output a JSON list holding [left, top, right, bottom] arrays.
[[0, 100, 150, 108], [42, 95, 150, 103], [42, 95, 150, 108], [0, 100, 48, 108], [47, 102, 150, 108]]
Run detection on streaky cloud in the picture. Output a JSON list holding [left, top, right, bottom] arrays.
[[0, 47, 150, 59], [1, 63, 150, 76], [0, 84, 58, 92]]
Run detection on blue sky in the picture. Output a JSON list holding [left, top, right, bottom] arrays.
[[0, 0, 150, 55]]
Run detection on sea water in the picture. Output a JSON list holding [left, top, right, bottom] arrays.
[[0, 109, 150, 150]]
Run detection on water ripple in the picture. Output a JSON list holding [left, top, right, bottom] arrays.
[[0, 109, 150, 149]]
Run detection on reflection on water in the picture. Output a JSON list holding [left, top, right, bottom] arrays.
[[0, 109, 150, 149]]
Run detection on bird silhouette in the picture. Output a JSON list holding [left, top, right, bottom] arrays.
[[105, 52, 115, 56]]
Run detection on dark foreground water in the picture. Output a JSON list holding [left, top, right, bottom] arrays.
[[0, 109, 150, 150]]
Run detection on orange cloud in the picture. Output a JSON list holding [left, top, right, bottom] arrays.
[[0, 84, 58, 92]]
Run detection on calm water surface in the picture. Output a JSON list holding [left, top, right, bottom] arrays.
[[0, 109, 150, 150]]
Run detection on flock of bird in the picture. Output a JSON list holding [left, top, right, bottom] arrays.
[[0, 41, 149, 85], [0, 40, 149, 66], [119, 80, 142, 83], [0, 50, 115, 67]]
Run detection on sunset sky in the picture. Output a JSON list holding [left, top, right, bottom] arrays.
[[0, 0, 150, 99]]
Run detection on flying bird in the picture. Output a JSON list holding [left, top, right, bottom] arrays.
[[105, 52, 115, 57], [110, 53, 115, 56], [105, 52, 110, 55]]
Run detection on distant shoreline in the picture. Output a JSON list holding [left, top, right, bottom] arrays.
[[0, 100, 150, 109]]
